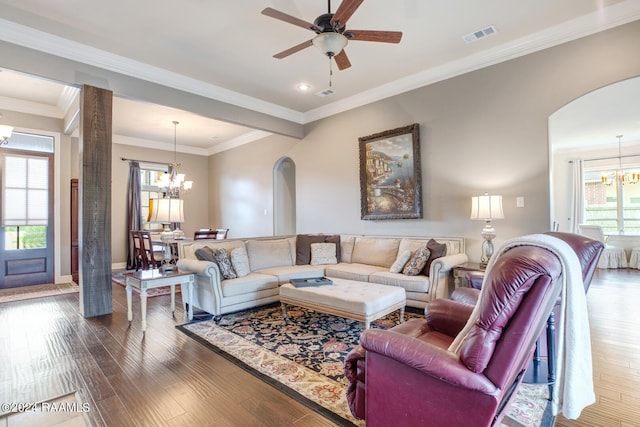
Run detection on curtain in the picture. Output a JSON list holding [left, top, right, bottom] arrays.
[[126, 161, 142, 269], [569, 159, 584, 234]]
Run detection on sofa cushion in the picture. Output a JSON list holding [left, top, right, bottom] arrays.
[[351, 237, 401, 268], [246, 238, 294, 271], [255, 264, 326, 284], [324, 263, 387, 282], [340, 235, 357, 263], [214, 249, 237, 280], [220, 273, 280, 297], [389, 250, 411, 273], [369, 271, 431, 293], [296, 234, 326, 265], [230, 246, 251, 277], [403, 247, 431, 276], [311, 242, 338, 265], [422, 239, 448, 275]]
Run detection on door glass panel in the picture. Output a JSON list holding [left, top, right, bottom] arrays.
[[4, 226, 46, 250]]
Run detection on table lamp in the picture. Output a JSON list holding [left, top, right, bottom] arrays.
[[149, 198, 184, 271], [470, 193, 504, 269]]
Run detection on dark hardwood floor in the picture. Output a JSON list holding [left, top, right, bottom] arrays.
[[0, 269, 638, 426]]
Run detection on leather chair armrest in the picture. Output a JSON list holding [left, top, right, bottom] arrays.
[[360, 329, 497, 394], [344, 345, 367, 419]]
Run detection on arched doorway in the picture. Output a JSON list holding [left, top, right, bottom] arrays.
[[273, 157, 296, 236], [549, 77, 640, 235]]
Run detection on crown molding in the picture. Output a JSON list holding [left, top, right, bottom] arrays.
[[303, 1, 640, 123], [0, 18, 304, 124], [113, 134, 210, 156], [1, 1, 639, 128], [0, 94, 63, 118], [208, 130, 272, 155]]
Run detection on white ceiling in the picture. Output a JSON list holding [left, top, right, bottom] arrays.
[[1, 0, 640, 153]]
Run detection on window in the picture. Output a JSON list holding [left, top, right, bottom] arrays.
[[140, 166, 167, 230], [583, 161, 640, 235], [2, 154, 49, 249]]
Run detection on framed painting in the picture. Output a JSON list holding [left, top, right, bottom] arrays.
[[359, 123, 422, 220]]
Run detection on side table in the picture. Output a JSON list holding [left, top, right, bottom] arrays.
[[451, 262, 484, 288], [124, 269, 195, 333]]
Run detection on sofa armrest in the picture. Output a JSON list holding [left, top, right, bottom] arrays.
[[176, 258, 224, 315], [177, 258, 219, 276], [360, 329, 497, 394], [428, 252, 469, 300], [430, 252, 469, 275]]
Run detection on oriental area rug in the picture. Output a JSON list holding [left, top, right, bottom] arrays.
[[178, 304, 551, 426]]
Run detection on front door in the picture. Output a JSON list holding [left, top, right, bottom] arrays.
[[0, 133, 55, 288]]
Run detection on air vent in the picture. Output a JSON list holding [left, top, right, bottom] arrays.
[[315, 88, 335, 97], [463, 25, 497, 44]]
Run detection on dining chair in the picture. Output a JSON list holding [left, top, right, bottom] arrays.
[[577, 224, 627, 269], [130, 230, 144, 270], [194, 229, 218, 240], [137, 230, 164, 269]]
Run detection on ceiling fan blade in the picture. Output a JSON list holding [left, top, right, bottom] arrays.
[[346, 30, 403, 43], [273, 39, 314, 59], [330, 0, 364, 26], [261, 7, 321, 32], [334, 50, 352, 70]]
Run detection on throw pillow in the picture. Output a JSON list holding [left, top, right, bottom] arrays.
[[295, 234, 326, 265], [389, 249, 412, 273], [194, 246, 216, 263], [324, 234, 341, 264], [230, 246, 251, 277], [422, 239, 448, 276], [214, 248, 237, 280], [403, 247, 431, 276], [310, 243, 338, 265]]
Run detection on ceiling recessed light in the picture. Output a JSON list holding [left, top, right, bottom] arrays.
[[296, 83, 311, 92]]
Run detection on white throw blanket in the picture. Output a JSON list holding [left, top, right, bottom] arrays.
[[448, 233, 595, 419]]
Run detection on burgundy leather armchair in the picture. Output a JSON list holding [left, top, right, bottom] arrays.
[[451, 232, 604, 305], [344, 244, 563, 426]]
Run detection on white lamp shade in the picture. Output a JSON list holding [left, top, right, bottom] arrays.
[[470, 194, 504, 220], [149, 198, 184, 223], [0, 124, 13, 140], [312, 32, 348, 56]]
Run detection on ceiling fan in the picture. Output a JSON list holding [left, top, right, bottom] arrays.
[[261, 0, 403, 71]]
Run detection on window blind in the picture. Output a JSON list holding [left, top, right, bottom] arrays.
[[2, 154, 49, 226]]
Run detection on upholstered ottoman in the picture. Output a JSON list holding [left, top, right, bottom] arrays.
[[279, 277, 406, 329]]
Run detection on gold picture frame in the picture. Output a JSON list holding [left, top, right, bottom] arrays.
[[359, 123, 422, 220]]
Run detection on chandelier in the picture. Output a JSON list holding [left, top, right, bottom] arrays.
[[601, 135, 640, 186], [0, 113, 13, 145], [156, 120, 193, 196]]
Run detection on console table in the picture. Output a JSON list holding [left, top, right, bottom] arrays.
[[124, 269, 195, 333]]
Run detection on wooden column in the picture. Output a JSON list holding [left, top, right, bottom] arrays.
[[79, 84, 113, 317]]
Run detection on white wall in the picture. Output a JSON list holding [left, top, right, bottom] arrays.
[[208, 20, 640, 263]]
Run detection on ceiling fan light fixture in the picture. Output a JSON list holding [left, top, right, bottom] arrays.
[[312, 32, 348, 57]]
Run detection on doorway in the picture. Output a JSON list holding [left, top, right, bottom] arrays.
[[0, 133, 55, 288], [549, 76, 640, 234], [273, 157, 296, 236]]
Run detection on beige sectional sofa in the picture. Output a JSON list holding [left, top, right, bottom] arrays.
[[177, 234, 467, 319]]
